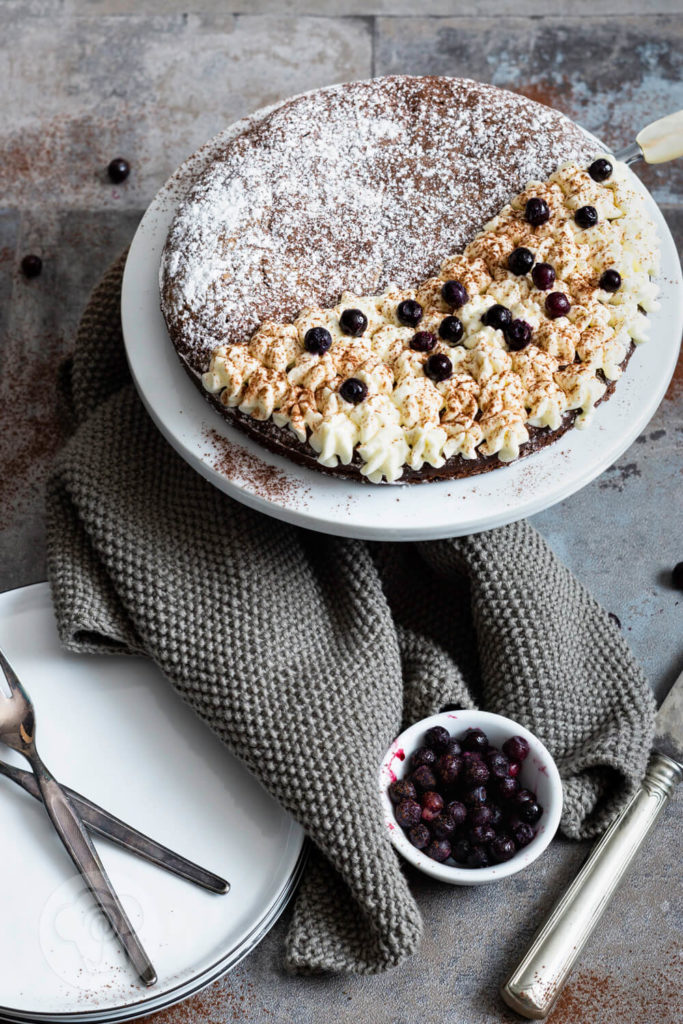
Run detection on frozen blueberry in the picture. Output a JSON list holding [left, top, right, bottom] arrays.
[[600, 269, 622, 293], [672, 562, 683, 590], [512, 823, 535, 848], [513, 788, 535, 806], [339, 378, 367, 404], [490, 836, 517, 863], [21, 254, 42, 278], [469, 805, 493, 827], [446, 800, 467, 826], [439, 316, 464, 345], [469, 823, 496, 846], [395, 799, 422, 828], [589, 158, 613, 183], [425, 725, 451, 751], [464, 759, 490, 786], [507, 247, 535, 276], [497, 776, 519, 801], [464, 785, 488, 807], [503, 736, 530, 762], [519, 800, 543, 824], [421, 791, 445, 822], [441, 280, 468, 309], [505, 319, 532, 351], [467, 844, 491, 868], [452, 837, 472, 863], [545, 292, 571, 319], [304, 326, 332, 355], [425, 353, 453, 382], [426, 838, 452, 862], [339, 308, 368, 336], [525, 197, 550, 227], [462, 728, 489, 753], [432, 813, 457, 839], [575, 205, 598, 229], [408, 823, 431, 849], [447, 738, 463, 757], [481, 304, 512, 331], [397, 299, 423, 327], [532, 262, 556, 291], [412, 764, 437, 791], [508, 761, 521, 779], [411, 746, 436, 769], [410, 330, 437, 352], [107, 157, 130, 183], [488, 804, 504, 829], [486, 751, 510, 779], [436, 753, 463, 786], [388, 779, 417, 804]]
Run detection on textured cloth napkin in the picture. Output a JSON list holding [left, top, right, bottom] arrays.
[[46, 255, 655, 975]]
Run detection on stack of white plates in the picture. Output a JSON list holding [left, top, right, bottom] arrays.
[[0, 584, 305, 1023]]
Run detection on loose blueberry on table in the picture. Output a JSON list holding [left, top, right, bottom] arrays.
[[107, 157, 130, 183], [389, 726, 543, 867], [21, 254, 42, 278]]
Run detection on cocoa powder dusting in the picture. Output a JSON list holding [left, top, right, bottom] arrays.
[[205, 428, 311, 507], [547, 956, 683, 1024], [0, 335, 65, 530], [140, 977, 271, 1024]]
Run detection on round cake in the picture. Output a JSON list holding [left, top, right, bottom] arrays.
[[160, 76, 659, 484]]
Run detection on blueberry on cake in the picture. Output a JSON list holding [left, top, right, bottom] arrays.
[[161, 76, 659, 484]]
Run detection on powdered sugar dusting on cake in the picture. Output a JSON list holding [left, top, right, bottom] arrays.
[[161, 76, 595, 374]]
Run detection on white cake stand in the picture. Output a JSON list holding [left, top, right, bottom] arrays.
[[121, 96, 682, 541]]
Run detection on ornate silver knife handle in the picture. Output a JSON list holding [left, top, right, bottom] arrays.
[[500, 752, 682, 1019]]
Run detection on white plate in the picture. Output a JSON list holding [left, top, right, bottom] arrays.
[[0, 584, 305, 1023], [121, 97, 683, 541]]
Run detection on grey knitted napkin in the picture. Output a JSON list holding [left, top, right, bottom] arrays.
[[46, 254, 655, 975]]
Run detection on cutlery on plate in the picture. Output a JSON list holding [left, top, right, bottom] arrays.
[[0, 759, 229, 895], [615, 109, 683, 165], [0, 649, 157, 987], [501, 667, 683, 1019]]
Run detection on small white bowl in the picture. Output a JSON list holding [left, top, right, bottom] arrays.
[[379, 709, 563, 885]]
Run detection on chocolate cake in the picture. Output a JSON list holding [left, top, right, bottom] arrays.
[[160, 76, 660, 484]]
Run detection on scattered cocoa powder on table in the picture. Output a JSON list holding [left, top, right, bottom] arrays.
[[549, 958, 683, 1024]]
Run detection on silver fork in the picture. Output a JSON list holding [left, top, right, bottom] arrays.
[[0, 649, 157, 987]]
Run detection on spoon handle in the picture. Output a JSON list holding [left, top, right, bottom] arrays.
[[614, 110, 683, 166], [31, 753, 157, 987], [636, 110, 683, 164]]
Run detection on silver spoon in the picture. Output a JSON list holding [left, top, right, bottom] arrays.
[[0, 649, 157, 987], [614, 110, 683, 165]]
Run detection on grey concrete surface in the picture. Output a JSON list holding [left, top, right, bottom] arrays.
[[1, 3, 681, 1023]]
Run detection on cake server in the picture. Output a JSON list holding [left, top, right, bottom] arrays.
[[0, 759, 229, 895], [0, 648, 157, 987], [501, 667, 683, 1019], [614, 109, 683, 165]]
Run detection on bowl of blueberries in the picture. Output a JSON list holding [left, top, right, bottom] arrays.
[[379, 709, 563, 884]]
